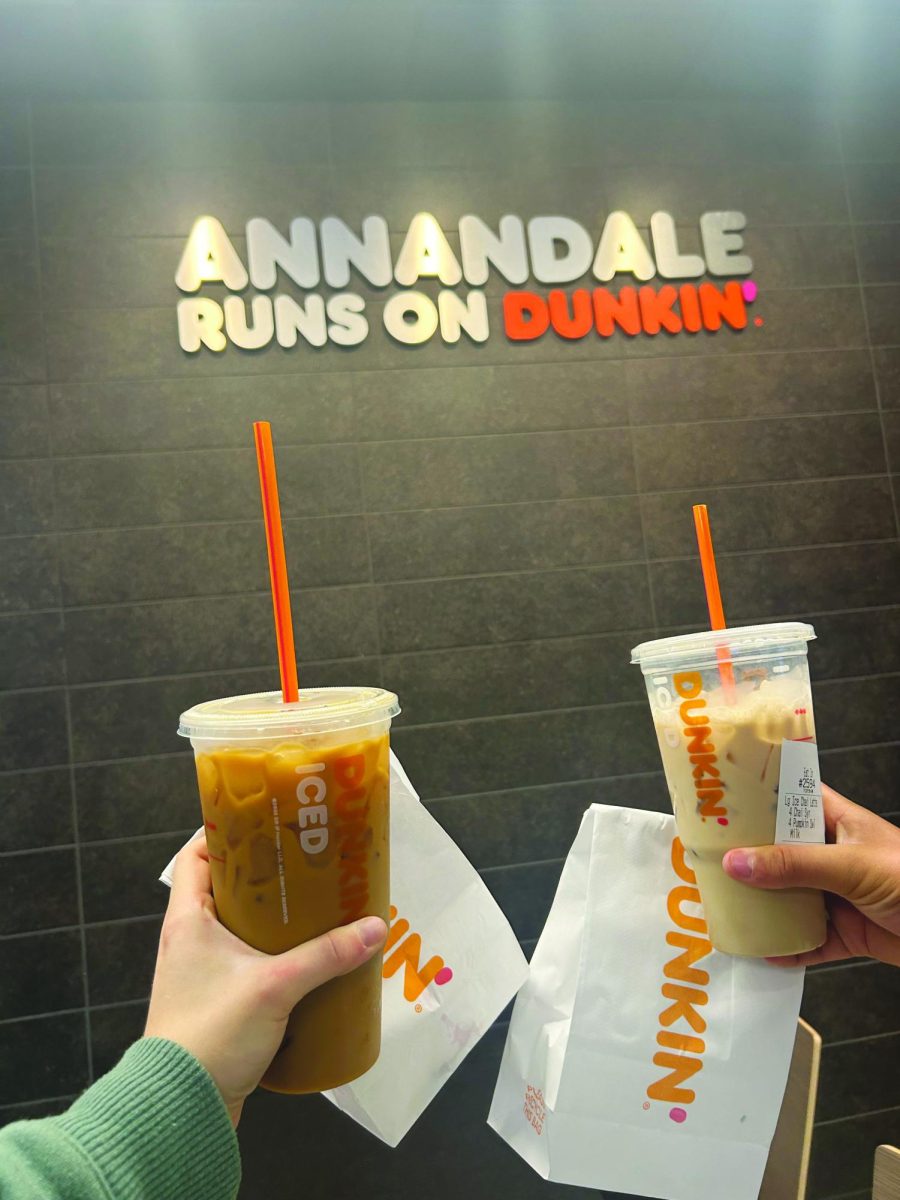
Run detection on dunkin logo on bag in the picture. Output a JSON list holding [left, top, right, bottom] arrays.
[[382, 905, 454, 1004], [644, 838, 713, 1125]]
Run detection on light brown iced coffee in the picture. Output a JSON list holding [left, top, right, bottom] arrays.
[[179, 687, 398, 1092], [632, 624, 827, 958]]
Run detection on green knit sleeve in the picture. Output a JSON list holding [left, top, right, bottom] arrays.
[[0, 1037, 241, 1200]]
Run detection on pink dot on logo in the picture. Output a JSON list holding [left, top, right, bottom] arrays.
[[717, 817, 729, 826], [435, 967, 453, 986], [741, 280, 758, 303], [669, 1107, 688, 1124]]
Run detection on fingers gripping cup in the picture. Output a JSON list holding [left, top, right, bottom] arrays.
[[179, 686, 399, 1093], [631, 623, 827, 958]]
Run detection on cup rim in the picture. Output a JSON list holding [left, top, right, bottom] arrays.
[[631, 621, 815, 669], [178, 686, 400, 740]]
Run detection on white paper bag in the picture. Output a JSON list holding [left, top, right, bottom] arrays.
[[160, 753, 528, 1148], [488, 804, 805, 1200], [324, 752, 528, 1144]]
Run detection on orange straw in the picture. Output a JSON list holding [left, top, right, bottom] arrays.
[[692, 504, 736, 696], [253, 421, 299, 704]]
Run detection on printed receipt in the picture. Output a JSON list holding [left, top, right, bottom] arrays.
[[775, 740, 825, 845]]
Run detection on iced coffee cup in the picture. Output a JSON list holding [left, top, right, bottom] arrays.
[[178, 686, 399, 1092], [631, 623, 827, 958]]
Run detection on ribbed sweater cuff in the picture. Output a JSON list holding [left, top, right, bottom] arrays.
[[57, 1036, 240, 1200]]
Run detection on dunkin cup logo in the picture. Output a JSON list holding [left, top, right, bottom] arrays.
[[674, 671, 728, 825], [645, 838, 713, 1125], [382, 905, 454, 1004]]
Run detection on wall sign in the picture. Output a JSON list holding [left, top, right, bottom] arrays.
[[174, 210, 757, 353]]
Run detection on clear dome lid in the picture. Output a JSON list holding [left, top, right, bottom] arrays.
[[631, 622, 815, 672], [178, 686, 400, 740]]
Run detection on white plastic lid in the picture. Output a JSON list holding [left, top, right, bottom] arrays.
[[631, 622, 815, 671], [178, 687, 400, 741]]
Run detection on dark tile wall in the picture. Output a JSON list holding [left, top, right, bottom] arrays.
[[0, 94, 898, 1200]]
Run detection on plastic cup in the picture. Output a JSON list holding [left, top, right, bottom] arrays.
[[631, 622, 827, 958], [178, 686, 400, 1092]]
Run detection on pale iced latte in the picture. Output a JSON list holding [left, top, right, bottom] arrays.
[[632, 624, 827, 958]]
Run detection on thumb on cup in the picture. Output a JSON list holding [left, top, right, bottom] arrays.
[[262, 916, 388, 1014], [723, 842, 863, 901]]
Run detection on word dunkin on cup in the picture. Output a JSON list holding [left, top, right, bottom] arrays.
[[178, 686, 399, 1093], [631, 623, 827, 958]]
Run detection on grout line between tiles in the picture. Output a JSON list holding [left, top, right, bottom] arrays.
[[1, 731, 899, 788], [2, 534, 899, 619], [5, 594, 900, 646], [5, 581, 379, 616], [819, 1192, 873, 1200], [5, 660, 900, 703], [0, 829, 197, 859], [0, 997, 152, 1031], [1, 344, 893, 413], [1, 913, 163, 943], [24, 98, 94, 1089], [423, 767, 665, 806], [840, 138, 900, 539], [0, 751, 190, 777], [0, 653, 376, 694], [23, 340, 900, 391], [479, 855, 564, 877], [627, 429, 659, 636], [3, 474, 900, 542], [351, 408, 385, 687], [806, 957, 876, 976], [64, 681, 92, 1092], [0, 404, 891, 465], [4, 805, 898, 861], [814, 1101, 900, 1128], [387, 686, 896, 733], [0, 1006, 85, 1028], [824, 1028, 900, 1051]]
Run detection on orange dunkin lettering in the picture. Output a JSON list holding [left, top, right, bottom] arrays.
[[667, 885, 706, 934], [657, 1030, 706, 1055], [647, 837, 712, 1113], [679, 698, 707, 726], [382, 905, 451, 1002], [673, 672, 702, 699], [334, 752, 371, 922], [670, 838, 697, 885], [646, 1052, 704, 1105], [593, 286, 641, 336], [333, 753, 365, 789], [686, 727, 714, 756], [660, 982, 708, 1034], [663, 930, 712, 986], [673, 672, 727, 820], [699, 280, 747, 331]]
